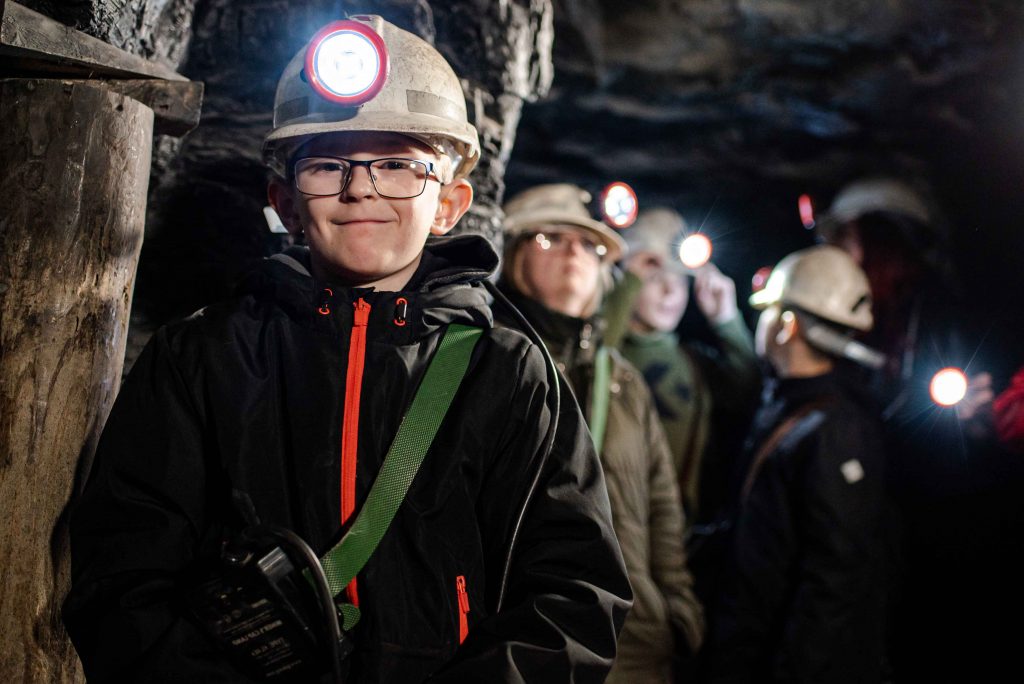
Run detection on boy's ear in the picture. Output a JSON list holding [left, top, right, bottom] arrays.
[[776, 309, 798, 345], [431, 179, 474, 236], [267, 177, 303, 237]]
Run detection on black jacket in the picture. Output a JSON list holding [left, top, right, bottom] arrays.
[[63, 235, 631, 683], [710, 372, 887, 684]]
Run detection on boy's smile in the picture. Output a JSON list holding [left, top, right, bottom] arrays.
[[269, 131, 472, 291]]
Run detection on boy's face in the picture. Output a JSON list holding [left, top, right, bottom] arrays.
[[269, 131, 471, 289]]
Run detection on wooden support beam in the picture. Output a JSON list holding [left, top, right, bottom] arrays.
[[0, 1, 203, 136], [0, 0, 184, 80], [0, 77, 153, 684], [96, 79, 203, 137]]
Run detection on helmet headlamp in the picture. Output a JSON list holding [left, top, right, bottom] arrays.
[[679, 233, 713, 269], [304, 20, 389, 106], [600, 182, 639, 228], [930, 367, 968, 407]]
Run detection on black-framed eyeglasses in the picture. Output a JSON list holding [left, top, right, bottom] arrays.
[[293, 156, 441, 199]]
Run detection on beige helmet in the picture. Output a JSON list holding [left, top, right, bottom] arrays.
[[263, 15, 480, 181], [622, 207, 691, 272], [750, 245, 884, 367], [827, 177, 930, 226], [503, 183, 627, 262], [750, 245, 873, 330]]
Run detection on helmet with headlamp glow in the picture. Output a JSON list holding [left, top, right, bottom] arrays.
[[264, 15, 480, 181]]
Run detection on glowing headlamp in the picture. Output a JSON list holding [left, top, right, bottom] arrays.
[[304, 20, 389, 106], [751, 266, 773, 293], [930, 367, 968, 407], [600, 182, 638, 228], [799, 194, 815, 229], [679, 233, 713, 269]]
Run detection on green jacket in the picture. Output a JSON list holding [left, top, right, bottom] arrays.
[[498, 285, 706, 682], [607, 271, 761, 521]]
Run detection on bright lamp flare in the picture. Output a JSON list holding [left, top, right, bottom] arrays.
[[930, 368, 968, 407], [679, 234, 713, 269], [315, 31, 379, 96], [305, 21, 389, 105], [600, 182, 638, 228]]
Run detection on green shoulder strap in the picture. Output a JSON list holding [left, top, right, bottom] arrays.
[[318, 323, 483, 630], [590, 346, 612, 454]]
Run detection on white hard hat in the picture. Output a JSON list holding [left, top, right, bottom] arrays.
[[827, 177, 931, 226], [623, 207, 686, 254], [749, 245, 874, 331], [503, 183, 627, 262], [263, 15, 480, 180]]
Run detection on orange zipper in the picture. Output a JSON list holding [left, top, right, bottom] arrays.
[[456, 575, 470, 644], [340, 297, 371, 606]]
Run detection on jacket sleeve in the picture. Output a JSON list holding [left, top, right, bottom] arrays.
[[694, 316, 760, 410], [778, 420, 886, 683], [62, 329, 247, 683], [431, 342, 633, 683], [644, 387, 706, 654]]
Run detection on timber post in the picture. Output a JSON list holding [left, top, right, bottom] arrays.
[[0, 2, 202, 681]]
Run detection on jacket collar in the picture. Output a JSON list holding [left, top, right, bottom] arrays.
[[241, 233, 498, 339], [498, 283, 604, 367]]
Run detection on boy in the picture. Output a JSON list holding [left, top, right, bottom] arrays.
[[64, 16, 630, 683]]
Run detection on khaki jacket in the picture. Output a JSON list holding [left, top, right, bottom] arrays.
[[499, 286, 706, 682]]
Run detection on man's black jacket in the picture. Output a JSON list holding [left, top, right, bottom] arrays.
[[710, 371, 887, 684], [63, 235, 631, 683]]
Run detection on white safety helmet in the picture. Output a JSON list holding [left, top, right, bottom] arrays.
[[622, 207, 692, 272], [263, 15, 480, 181], [826, 177, 931, 226], [750, 245, 885, 367], [503, 183, 627, 263]]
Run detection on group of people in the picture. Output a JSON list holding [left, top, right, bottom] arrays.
[[60, 14, 1009, 684]]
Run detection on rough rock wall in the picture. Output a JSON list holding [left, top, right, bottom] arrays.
[[511, 0, 1024, 203]]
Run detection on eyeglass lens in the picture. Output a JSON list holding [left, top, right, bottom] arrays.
[[294, 157, 431, 198]]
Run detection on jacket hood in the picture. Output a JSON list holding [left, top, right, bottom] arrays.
[[238, 233, 499, 338]]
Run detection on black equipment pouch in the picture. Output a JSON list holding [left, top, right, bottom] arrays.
[[186, 532, 352, 681]]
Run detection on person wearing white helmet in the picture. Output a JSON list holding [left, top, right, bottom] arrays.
[[708, 245, 889, 684], [64, 16, 630, 684], [498, 184, 705, 684], [609, 207, 760, 524]]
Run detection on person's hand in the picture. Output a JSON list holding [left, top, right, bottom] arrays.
[[958, 372, 994, 422], [625, 250, 665, 281], [693, 263, 738, 325]]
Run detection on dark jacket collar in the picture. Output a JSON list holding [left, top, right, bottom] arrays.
[[498, 282, 604, 367], [238, 233, 499, 339]]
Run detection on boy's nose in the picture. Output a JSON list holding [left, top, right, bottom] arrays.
[[341, 164, 376, 199]]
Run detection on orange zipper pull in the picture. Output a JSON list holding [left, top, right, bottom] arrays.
[[456, 575, 470, 644]]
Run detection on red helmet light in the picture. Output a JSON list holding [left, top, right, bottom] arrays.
[[600, 182, 639, 228]]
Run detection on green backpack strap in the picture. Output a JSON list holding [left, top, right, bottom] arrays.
[[317, 323, 483, 630], [589, 346, 612, 454]]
